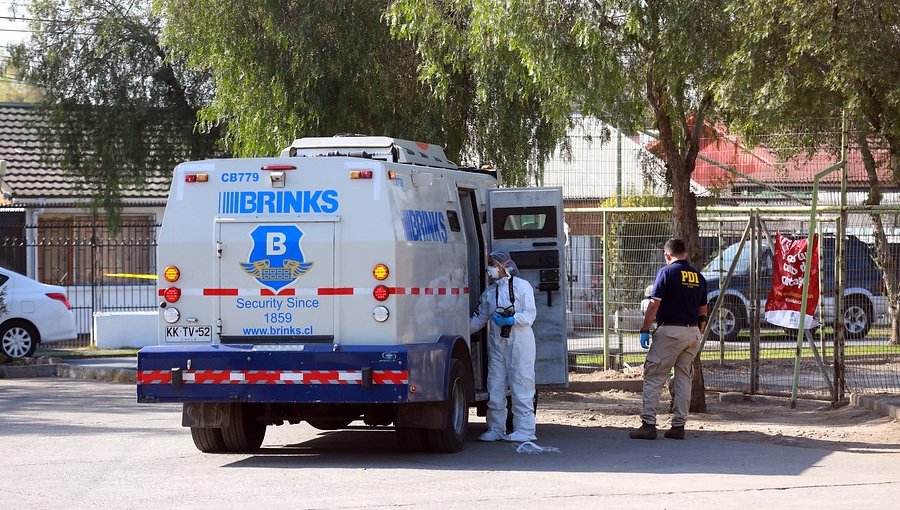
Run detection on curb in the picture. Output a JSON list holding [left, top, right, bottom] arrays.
[[849, 393, 900, 420], [0, 363, 136, 384]]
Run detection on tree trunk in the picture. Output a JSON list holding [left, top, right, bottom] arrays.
[[647, 77, 707, 412], [858, 131, 900, 345]]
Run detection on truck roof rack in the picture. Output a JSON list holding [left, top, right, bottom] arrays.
[[281, 136, 459, 170]]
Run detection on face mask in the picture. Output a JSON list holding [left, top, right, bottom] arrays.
[[487, 266, 500, 279]]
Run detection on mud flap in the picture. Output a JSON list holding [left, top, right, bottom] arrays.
[[182, 403, 232, 428], [395, 401, 444, 430]]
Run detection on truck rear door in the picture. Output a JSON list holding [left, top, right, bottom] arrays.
[[488, 187, 568, 387], [215, 219, 337, 344]]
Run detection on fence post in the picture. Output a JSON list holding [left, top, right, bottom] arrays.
[[602, 210, 609, 370], [90, 212, 99, 347], [749, 212, 760, 394], [718, 220, 725, 366]]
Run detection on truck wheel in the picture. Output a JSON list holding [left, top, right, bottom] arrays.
[[426, 359, 469, 453], [190, 427, 226, 453], [396, 427, 429, 452], [221, 403, 266, 452], [843, 297, 872, 340], [307, 418, 354, 431]]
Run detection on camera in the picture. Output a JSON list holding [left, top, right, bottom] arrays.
[[495, 305, 515, 338]]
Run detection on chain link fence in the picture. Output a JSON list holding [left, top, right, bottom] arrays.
[[564, 207, 900, 398]]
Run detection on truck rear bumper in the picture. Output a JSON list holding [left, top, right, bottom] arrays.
[[137, 342, 450, 404]]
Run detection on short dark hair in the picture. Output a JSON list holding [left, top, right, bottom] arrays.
[[664, 238, 687, 255]]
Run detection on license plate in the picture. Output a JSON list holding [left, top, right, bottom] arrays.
[[165, 325, 212, 342]]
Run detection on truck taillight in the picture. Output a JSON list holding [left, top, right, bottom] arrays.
[[163, 287, 182, 303], [373, 285, 390, 301], [373, 264, 389, 281], [163, 266, 180, 282], [46, 293, 71, 310], [184, 173, 208, 182], [349, 170, 373, 179]]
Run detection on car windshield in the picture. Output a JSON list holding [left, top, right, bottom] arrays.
[[703, 243, 751, 274]]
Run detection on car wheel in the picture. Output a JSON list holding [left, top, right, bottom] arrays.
[[426, 359, 469, 453], [708, 300, 743, 342], [843, 297, 872, 340], [221, 403, 266, 452], [1, 322, 39, 359]]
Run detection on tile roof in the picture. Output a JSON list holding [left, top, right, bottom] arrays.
[[0, 103, 171, 200]]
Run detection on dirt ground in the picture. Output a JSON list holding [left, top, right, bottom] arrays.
[[539, 371, 900, 450]]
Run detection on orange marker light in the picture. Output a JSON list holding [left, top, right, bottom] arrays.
[[373, 264, 389, 281], [163, 266, 180, 283]]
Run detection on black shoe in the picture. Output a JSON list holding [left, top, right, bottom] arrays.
[[629, 422, 657, 440], [664, 426, 685, 440]]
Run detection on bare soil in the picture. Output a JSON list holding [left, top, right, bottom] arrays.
[[539, 372, 900, 451]]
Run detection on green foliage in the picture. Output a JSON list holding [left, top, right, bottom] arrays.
[[389, 0, 736, 263], [5, 0, 220, 225], [154, 0, 566, 185], [718, 0, 900, 165]]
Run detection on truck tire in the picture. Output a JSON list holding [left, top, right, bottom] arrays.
[[190, 427, 227, 453], [396, 427, 429, 452], [426, 359, 469, 453], [221, 404, 266, 452]]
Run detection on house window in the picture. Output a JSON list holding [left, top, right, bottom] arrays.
[[36, 216, 157, 286]]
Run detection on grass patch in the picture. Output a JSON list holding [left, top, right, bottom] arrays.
[[574, 343, 900, 366]]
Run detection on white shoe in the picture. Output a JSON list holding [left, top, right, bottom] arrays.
[[505, 430, 537, 442], [479, 430, 505, 442]]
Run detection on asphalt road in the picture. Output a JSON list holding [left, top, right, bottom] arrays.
[[2, 379, 899, 509]]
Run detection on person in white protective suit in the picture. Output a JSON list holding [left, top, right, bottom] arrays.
[[469, 250, 538, 442]]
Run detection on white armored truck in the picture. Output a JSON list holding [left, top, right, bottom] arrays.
[[137, 136, 568, 453]]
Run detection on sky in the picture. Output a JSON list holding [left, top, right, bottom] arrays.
[[1, 1, 29, 57]]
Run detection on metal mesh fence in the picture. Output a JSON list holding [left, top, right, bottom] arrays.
[[564, 207, 900, 398]]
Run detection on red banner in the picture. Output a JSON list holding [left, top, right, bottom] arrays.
[[765, 233, 820, 329]]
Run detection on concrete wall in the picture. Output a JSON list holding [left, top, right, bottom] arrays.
[[93, 311, 158, 348]]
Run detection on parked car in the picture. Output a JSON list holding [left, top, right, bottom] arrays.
[[702, 235, 888, 341], [0, 267, 77, 358]]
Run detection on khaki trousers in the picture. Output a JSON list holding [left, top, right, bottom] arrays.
[[640, 325, 702, 427]]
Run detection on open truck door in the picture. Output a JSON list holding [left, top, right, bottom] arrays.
[[488, 187, 568, 387]]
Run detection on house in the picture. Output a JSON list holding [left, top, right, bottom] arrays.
[[0, 102, 168, 335]]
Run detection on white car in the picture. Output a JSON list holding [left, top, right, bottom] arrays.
[[0, 267, 77, 358]]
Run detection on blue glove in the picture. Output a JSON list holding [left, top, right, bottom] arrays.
[[492, 313, 516, 326], [640, 331, 651, 349]]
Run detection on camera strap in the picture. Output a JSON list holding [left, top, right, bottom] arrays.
[[495, 276, 515, 308]]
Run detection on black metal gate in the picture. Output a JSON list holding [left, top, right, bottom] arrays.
[[0, 216, 159, 346]]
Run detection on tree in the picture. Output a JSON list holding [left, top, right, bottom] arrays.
[[5, 0, 220, 225], [388, 0, 736, 412], [153, 0, 565, 183], [717, 0, 900, 345]]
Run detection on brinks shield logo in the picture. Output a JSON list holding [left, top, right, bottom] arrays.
[[240, 225, 313, 292]]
